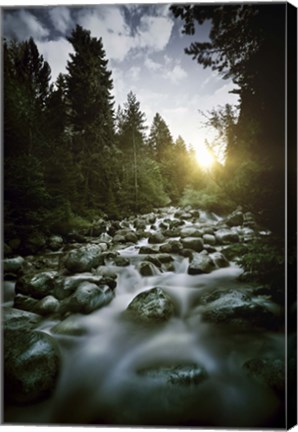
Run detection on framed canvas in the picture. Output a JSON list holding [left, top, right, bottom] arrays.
[[1, 0, 297, 429]]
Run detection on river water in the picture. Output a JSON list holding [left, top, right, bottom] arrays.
[[4, 209, 285, 428]]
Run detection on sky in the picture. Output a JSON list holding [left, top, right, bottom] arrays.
[[2, 3, 240, 155]]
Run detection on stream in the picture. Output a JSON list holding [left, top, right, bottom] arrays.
[[3, 207, 285, 428]]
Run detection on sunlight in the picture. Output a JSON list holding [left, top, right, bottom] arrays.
[[195, 143, 215, 170]]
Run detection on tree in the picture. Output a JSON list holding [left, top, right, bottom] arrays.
[[148, 113, 174, 160], [65, 25, 116, 210], [116, 91, 147, 212], [171, 4, 286, 233]]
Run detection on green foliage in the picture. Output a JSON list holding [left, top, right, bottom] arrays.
[[180, 183, 235, 214]]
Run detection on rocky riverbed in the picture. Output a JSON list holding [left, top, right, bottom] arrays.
[[3, 206, 286, 427]]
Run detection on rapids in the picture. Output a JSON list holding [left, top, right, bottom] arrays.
[[3, 208, 285, 428]]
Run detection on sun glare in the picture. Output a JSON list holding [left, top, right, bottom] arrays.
[[195, 143, 215, 170]]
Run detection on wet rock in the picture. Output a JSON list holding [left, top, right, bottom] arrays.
[[148, 232, 166, 244], [139, 245, 159, 254], [225, 211, 244, 227], [36, 295, 60, 316], [51, 315, 87, 336], [181, 237, 204, 252], [202, 289, 279, 329], [48, 235, 63, 251], [181, 249, 194, 259], [188, 251, 216, 275], [138, 261, 160, 276], [62, 244, 103, 273], [180, 227, 202, 238], [125, 232, 138, 243], [243, 358, 285, 393], [112, 234, 126, 243], [168, 218, 184, 228], [63, 282, 114, 314], [215, 229, 239, 244], [3, 307, 42, 331], [159, 240, 183, 254], [98, 232, 113, 243], [210, 252, 229, 268], [54, 273, 104, 300], [126, 287, 175, 322], [159, 243, 172, 253], [95, 266, 118, 280], [134, 219, 147, 230], [16, 271, 58, 299], [14, 294, 38, 313], [162, 228, 181, 237], [4, 329, 60, 404], [155, 253, 174, 264], [3, 256, 25, 274], [202, 234, 216, 245], [113, 256, 130, 267], [204, 245, 217, 253], [137, 362, 208, 385]]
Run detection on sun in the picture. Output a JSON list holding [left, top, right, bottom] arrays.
[[195, 143, 215, 170]]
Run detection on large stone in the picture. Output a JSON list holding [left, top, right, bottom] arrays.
[[138, 261, 159, 277], [202, 234, 216, 245], [210, 252, 230, 268], [54, 273, 104, 300], [36, 295, 60, 316], [63, 282, 114, 314], [4, 329, 60, 404], [3, 256, 25, 274], [126, 287, 175, 322], [180, 227, 202, 238], [225, 211, 244, 227], [14, 294, 39, 314], [48, 235, 64, 251], [148, 232, 166, 244], [15, 271, 58, 299], [202, 289, 279, 329], [3, 307, 42, 331], [62, 244, 103, 273], [188, 251, 216, 275], [181, 237, 204, 252], [215, 229, 239, 244], [139, 245, 159, 254], [137, 362, 208, 385], [26, 231, 47, 253]]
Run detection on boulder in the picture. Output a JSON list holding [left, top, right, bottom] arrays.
[[62, 244, 103, 273], [202, 289, 279, 330], [215, 229, 239, 244], [148, 232, 166, 244], [54, 273, 104, 300], [113, 234, 126, 243], [137, 362, 208, 385], [181, 237, 204, 252], [159, 243, 172, 254], [14, 294, 38, 314], [63, 282, 114, 314], [243, 358, 285, 393], [48, 235, 63, 251], [210, 252, 230, 268], [4, 329, 60, 404], [139, 245, 159, 254], [3, 307, 42, 331], [180, 227, 202, 238], [138, 261, 160, 276], [98, 232, 113, 243], [113, 256, 130, 267], [3, 256, 25, 274], [126, 287, 175, 322], [15, 271, 58, 299], [202, 234, 216, 245], [36, 295, 60, 316], [225, 211, 244, 227], [188, 251, 216, 275], [125, 232, 138, 243]]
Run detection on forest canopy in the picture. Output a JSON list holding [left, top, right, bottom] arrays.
[[3, 3, 287, 251]]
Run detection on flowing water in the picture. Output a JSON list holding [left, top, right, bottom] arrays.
[[4, 209, 285, 428]]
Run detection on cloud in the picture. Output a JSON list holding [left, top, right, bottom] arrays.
[[164, 64, 187, 84], [144, 57, 162, 71], [128, 66, 141, 80], [36, 37, 74, 82], [49, 7, 73, 34], [137, 15, 174, 52], [3, 9, 49, 41]]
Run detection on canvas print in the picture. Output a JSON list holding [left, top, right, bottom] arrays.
[[2, 1, 297, 429]]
